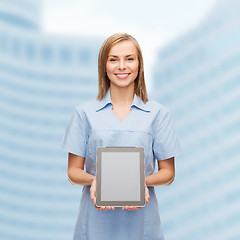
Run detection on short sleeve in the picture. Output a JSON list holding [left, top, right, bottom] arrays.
[[153, 108, 181, 161], [61, 107, 89, 157]]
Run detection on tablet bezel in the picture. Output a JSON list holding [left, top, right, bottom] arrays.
[[96, 147, 145, 207]]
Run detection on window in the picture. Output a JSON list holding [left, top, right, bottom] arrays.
[[78, 48, 91, 66], [41, 45, 53, 63], [12, 37, 21, 57], [26, 41, 36, 60], [59, 47, 71, 64]]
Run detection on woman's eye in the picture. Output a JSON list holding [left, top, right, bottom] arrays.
[[109, 58, 117, 62], [127, 58, 134, 61]]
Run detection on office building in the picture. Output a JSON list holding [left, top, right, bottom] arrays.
[[0, 0, 101, 239], [152, 0, 240, 239]]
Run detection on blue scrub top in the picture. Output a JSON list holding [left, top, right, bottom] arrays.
[[62, 89, 180, 240]]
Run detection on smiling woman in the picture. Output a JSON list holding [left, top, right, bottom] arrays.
[[62, 33, 180, 240], [97, 33, 147, 103]]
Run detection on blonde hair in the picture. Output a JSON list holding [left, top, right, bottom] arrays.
[[97, 33, 148, 103]]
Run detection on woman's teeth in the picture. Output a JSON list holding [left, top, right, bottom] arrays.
[[115, 73, 129, 79], [116, 74, 129, 76]]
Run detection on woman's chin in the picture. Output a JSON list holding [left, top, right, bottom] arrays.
[[110, 80, 135, 89]]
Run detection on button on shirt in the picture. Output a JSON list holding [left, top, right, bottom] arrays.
[[62, 89, 180, 240]]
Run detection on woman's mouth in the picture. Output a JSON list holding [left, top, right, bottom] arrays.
[[115, 73, 130, 79]]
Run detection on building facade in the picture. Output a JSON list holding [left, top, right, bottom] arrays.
[[0, 0, 101, 239], [152, 0, 240, 239]]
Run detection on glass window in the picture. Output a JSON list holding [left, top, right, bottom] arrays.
[[12, 37, 21, 57], [26, 41, 36, 60], [59, 47, 71, 64], [78, 48, 91, 66], [41, 45, 53, 63]]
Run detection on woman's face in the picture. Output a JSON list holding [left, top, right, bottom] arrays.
[[106, 40, 139, 90]]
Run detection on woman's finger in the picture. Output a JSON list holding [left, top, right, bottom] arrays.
[[122, 206, 140, 211], [145, 185, 150, 204]]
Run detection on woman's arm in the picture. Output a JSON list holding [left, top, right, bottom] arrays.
[[68, 153, 95, 186], [145, 157, 175, 187], [68, 153, 115, 210]]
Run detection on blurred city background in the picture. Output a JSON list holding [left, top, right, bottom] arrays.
[[0, 0, 239, 239]]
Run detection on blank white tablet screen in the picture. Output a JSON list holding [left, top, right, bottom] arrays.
[[101, 152, 140, 201]]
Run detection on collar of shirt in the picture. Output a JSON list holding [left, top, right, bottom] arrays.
[[96, 89, 150, 112]]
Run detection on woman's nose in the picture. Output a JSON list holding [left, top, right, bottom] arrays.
[[118, 59, 126, 70]]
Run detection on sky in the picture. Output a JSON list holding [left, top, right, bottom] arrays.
[[42, 0, 217, 89]]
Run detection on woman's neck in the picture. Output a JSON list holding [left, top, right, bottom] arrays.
[[110, 84, 134, 107]]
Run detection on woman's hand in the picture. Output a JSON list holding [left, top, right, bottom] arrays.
[[90, 177, 115, 211], [90, 178, 150, 211], [122, 184, 150, 211]]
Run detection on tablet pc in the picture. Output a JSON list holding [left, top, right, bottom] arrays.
[[96, 147, 145, 207]]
